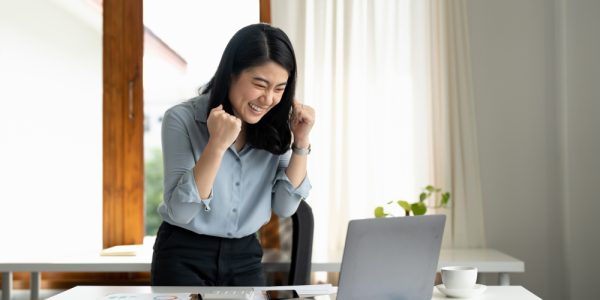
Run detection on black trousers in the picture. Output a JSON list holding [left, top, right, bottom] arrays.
[[151, 221, 266, 286]]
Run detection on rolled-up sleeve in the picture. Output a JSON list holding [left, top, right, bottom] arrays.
[[161, 108, 208, 224], [271, 153, 312, 217]]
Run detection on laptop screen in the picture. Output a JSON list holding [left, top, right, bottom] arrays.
[[335, 215, 445, 300]]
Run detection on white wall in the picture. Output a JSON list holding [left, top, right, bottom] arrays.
[[0, 0, 102, 256], [467, 0, 600, 299]]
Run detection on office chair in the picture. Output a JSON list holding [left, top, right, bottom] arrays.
[[288, 200, 314, 285], [259, 201, 314, 285]]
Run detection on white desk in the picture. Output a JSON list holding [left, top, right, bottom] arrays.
[[44, 285, 542, 300], [0, 248, 524, 300], [265, 248, 524, 286]]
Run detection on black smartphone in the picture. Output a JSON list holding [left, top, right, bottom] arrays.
[[264, 289, 300, 300]]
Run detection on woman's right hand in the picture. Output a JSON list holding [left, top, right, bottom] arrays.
[[206, 105, 242, 151]]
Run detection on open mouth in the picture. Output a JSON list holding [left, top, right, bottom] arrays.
[[249, 103, 265, 113]]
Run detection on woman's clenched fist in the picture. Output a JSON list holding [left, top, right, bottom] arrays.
[[206, 105, 242, 151]]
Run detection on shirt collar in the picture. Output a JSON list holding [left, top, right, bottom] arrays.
[[192, 93, 211, 123]]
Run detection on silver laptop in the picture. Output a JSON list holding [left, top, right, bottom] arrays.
[[335, 215, 446, 300]]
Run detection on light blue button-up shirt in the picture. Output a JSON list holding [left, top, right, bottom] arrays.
[[158, 94, 311, 238]]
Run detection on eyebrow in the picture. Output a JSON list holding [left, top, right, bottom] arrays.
[[252, 76, 287, 87]]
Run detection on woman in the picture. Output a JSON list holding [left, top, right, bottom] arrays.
[[151, 23, 315, 287]]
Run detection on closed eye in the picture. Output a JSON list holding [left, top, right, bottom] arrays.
[[253, 83, 267, 89]]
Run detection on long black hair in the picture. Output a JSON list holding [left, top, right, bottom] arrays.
[[201, 23, 297, 155]]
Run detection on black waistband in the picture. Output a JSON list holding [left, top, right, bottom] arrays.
[[160, 221, 255, 241]]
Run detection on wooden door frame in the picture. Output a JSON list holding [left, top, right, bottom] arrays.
[[103, 0, 144, 248], [260, 0, 271, 23]]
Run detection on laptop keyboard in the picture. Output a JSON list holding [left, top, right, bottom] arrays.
[[201, 289, 254, 300]]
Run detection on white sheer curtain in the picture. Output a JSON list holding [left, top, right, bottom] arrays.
[[272, 0, 432, 263], [427, 0, 486, 248], [271, 0, 486, 264]]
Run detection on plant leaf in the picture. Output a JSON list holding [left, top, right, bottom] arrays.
[[374, 206, 388, 218], [397, 200, 411, 212], [441, 192, 451, 206], [425, 185, 435, 192], [411, 202, 427, 215], [419, 192, 427, 202]]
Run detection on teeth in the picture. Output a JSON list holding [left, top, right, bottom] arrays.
[[249, 103, 263, 112]]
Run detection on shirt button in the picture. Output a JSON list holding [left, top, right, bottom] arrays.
[[232, 208, 237, 213], [227, 232, 232, 237], [235, 182, 240, 186], [236, 157, 241, 162]]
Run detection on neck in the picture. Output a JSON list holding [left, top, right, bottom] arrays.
[[234, 127, 246, 152]]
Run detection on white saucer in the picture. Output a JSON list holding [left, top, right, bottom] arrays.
[[435, 284, 487, 298]]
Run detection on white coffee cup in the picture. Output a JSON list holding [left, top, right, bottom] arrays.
[[441, 266, 478, 289]]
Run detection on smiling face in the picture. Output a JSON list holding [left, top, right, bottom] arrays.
[[228, 61, 289, 124]]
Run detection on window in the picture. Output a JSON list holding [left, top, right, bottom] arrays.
[[102, 0, 266, 247], [142, 0, 260, 235]]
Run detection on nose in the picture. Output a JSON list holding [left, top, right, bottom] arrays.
[[261, 89, 275, 106]]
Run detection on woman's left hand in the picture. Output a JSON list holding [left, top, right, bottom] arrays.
[[290, 100, 315, 147]]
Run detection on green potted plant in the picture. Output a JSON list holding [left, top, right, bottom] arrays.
[[374, 185, 450, 217]]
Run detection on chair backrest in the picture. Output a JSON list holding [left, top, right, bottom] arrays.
[[288, 200, 314, 285]]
